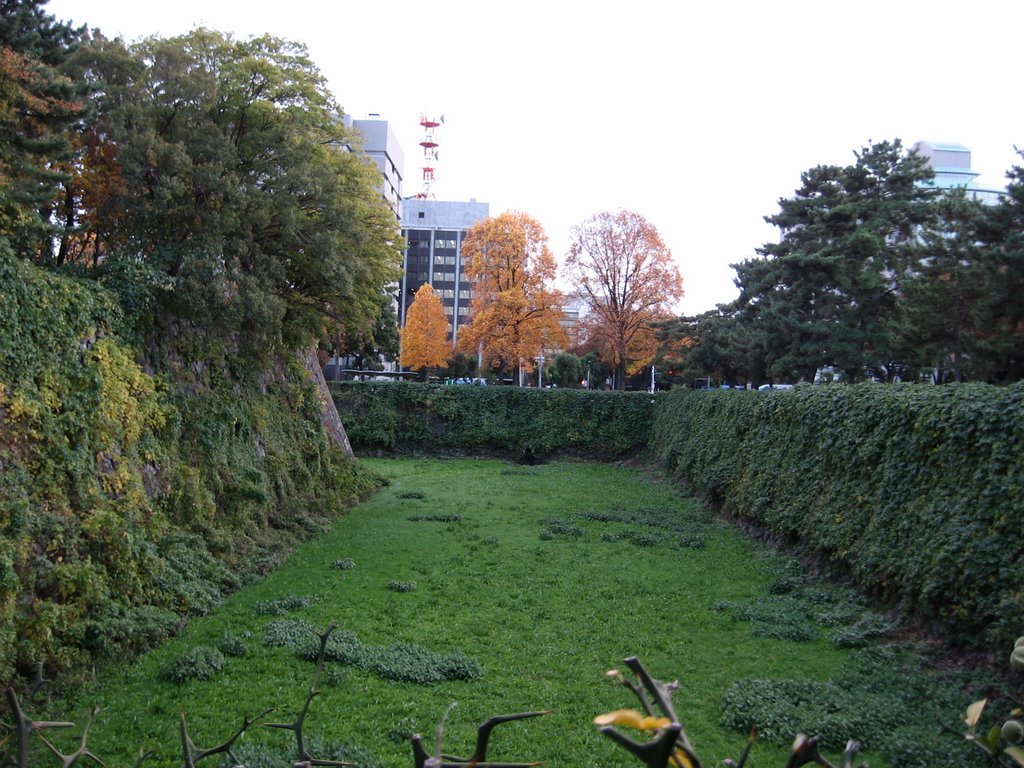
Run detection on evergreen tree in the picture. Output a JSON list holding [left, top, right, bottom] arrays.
[[896, 189, 987, 381], [971, 153, 1024, 382], [732, 140, 937, 382], [0, 0, 85, 259]]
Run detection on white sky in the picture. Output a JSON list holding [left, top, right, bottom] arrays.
[[47, 0, 1024, 315]]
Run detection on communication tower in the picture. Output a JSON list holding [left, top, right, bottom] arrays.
[[416, 114, 442, 199]]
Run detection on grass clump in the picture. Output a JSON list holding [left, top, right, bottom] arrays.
[[262, 618, 313, 647], [158, 645, 225, 683], [225, 738, 383, 768], [720, 645, 979, 768], [216, 631, 252, 658], [395, 489, 426, 499], [331, 557, 356, 570], [538, 517, 584, 538], [408, 513, 462, 522], [281, 625, 481, 685], [387, 580, 417, 592], [252, 594, 312, 616]]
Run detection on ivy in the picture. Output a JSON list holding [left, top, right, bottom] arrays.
[[650, 385, 1024, 651], [332, 381, 656, 459]]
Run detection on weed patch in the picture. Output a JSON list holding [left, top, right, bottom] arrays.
[[395, 489, 426, 499], [387, 580, 417, 592], [252, 594, 313, 616], [158, 646, 225, 683]]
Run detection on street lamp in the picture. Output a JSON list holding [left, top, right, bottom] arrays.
[[538, 351, 545, 388]]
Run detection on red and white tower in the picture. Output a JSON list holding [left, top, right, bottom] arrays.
[[417, 114, 442, 199]]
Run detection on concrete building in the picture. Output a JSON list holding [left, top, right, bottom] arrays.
[[913, 141, 1004, 205], [400, 198, 490, 344], [343, 113, 405, 221]]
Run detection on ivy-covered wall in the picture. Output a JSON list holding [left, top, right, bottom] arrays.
[[330, 381, 656, 460], [649, 385, 1024, 651], [0, 249, 382, 691]]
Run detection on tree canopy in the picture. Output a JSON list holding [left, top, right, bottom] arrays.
[[659, 141, 1024, 386], [57, 28, 401, 359], [400, 283, 450, 373], [565, 210, 683, 389], [0, 0, 86, 258], [458, 211, 567, 382]]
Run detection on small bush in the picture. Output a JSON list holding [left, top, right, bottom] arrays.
[[388, 580, 417, 593], [359, 642, 477, 685], [158, 646, 225, 683], [395, 489, 426, 499], [538, 518, 584, 538], [252, 594, 312, 616], [829, 615, 898, 648], [331, 558, 356, 570], [85, 605, 180, 659], [217, 631, 251, 658], [263, 619, 313, 647]]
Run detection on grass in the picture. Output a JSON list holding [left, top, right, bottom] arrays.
[[36, 458, 994, 768]]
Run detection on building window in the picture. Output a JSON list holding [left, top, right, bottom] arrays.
[[418, 211, 425, 219], [458, 306, 468, 315]]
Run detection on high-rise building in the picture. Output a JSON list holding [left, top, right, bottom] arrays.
[[343, 113, 405, 221], [400, 198, 490, 344], [913, 141, 1004, 205]]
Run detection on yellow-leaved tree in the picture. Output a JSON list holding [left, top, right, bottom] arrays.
[[400, 283, 451, 376], [458, 211, 567, 384]]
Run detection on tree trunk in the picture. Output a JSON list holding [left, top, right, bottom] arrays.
[[299, 347, 354, 459]]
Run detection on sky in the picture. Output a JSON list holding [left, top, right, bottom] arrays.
[[47, 0, 1024, 315]]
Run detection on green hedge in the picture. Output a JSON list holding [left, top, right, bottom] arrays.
[[649, 384, 1024, 650], [331, 381, 656, 460], [0, 249, 382, 691]]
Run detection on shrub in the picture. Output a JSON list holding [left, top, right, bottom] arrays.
[[85, 605, 180, 660], [331, 381, 655, 459], [263, 619, 313, 647], [330, 558, 356, 570], [387, 580, 417, 593], [158, 646, 225, 683], [217, 631, 252, 658], [651, 384, 1024, 651], [252, 594, 312, 616]]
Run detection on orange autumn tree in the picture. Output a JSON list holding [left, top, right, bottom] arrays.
[[565, 210, 684, 389], [579, 308, 674, 378], [400, 284, 451, 376], [459, 211, 567, 384]]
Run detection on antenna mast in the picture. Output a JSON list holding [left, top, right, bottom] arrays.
[[417, 113, 442, 199]]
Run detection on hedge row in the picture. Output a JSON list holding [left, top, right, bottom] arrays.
[[649, 384, 1024, 650], [330, 381, 656, 460]]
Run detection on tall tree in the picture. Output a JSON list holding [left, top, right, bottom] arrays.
[[65, 29, 402, 358], [400, 283, 451, 376], [895, 188, 987, 381], [971, 152, 1024, 382], [458, 211, 567, 383], [0, 0, 85, 260], [564, 210, 683, 389], [731, 140, 937, 382]]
